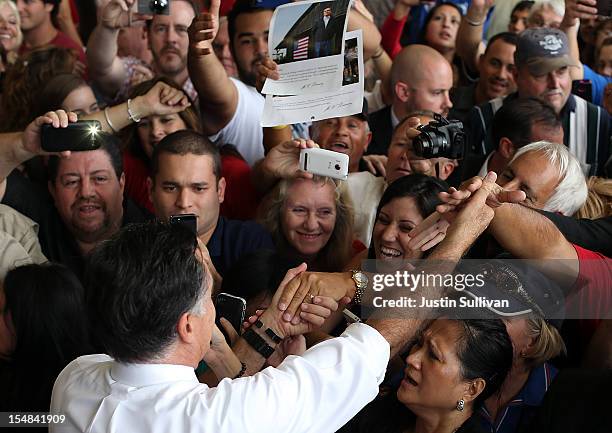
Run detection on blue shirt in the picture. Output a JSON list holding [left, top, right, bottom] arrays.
[[208, 216, 275, 277], [582, 64, 612, 107], [478, 363, 557, 433]]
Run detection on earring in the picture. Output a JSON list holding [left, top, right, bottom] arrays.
[[456, 399, 465, 412]]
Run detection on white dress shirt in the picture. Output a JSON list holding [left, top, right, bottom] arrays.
[[50, 324, 389, 433]]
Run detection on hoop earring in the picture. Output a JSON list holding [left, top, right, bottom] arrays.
[[456, 399, 465, 412]]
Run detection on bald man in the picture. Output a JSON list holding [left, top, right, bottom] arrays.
[[366, 45, 454, 155]]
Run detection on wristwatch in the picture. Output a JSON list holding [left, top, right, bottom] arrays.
[[351, 270, 368, 304], [242, 328, 275, 359]]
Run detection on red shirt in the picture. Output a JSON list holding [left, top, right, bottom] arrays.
[[566, 244, 612, 335]]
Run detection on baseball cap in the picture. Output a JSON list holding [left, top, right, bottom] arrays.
[[514, 28, 579, 76], [460, 260, 565, 329]]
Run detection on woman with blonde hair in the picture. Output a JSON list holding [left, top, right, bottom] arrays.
[[259, 176, 357, 272], [575, 177, 612, 219], [0, 0, 22, 73]]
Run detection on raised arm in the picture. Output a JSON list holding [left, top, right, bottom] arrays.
[[0, 111, 78, 201], [456, 0, 493, 73], [560, 0, 598, 80], [87, 0, 146, 98], [187, 0, 239, 135]]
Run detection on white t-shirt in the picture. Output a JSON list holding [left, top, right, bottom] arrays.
[[209, 78, 265, 167], [50, 323, 389, 433]]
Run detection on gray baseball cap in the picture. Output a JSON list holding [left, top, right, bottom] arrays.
[[514, 28, 579, 76]]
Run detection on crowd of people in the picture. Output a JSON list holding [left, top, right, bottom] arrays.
[[0, 0, 610, 432]]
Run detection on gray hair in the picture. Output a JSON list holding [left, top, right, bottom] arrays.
[[529, 1, 565, 23], [510, 141, 588, 215]]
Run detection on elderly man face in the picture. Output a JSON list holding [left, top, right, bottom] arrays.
[[515, 65, 571, 114], [497, 150, 560, 210], [313, 115, 371, 173]]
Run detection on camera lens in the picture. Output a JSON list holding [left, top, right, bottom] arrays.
[[334, 164, 341, 171]]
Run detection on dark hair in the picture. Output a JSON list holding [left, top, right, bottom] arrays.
[[47, 132, 124, 183], [84, 221, 205, 363], [419, 2, 463, 46], [151, 129, 221, 180], [483, 32, 518, 57], [0, 263, 91, 411], [511, 1, 535, 15], [120, 76, 201, 164], [34, 73, 88, 118], [368, 174, 447, 259], [343, 318, 512, 433], [43, 0, 61, 20], [221, 249, 297, 305], [492, 97, 561, 149], [228, 0, 273, 53], [0, 46, 76, 132]]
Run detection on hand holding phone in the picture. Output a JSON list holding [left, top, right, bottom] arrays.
[[41, 120, 103, 152], [215, 293, 247, 343], [299, 148, 349, 180], [169, 213, 198, 235]]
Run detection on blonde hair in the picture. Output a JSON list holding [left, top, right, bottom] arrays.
[[258, 176, 355, 272], [574, 177, 612, 219], [524, 316, 566, 368], [0, 0, 23, 50]]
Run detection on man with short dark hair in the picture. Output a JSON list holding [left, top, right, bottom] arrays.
[[461, 97, 564, 180], [0, 112, 150, 278], [147, 130, 273, 276], [469, 28, 610, 176], [16, 0, 86, 65], [367, 45, 454, 156], [450, 32, 518, 125]]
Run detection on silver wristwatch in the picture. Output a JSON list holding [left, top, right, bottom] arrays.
[[351, 270, 368, 304]]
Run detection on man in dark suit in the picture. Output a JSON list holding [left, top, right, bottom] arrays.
[[312, 7, 334, 57]]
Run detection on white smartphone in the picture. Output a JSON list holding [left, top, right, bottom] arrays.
[[299, 148, 349, 181]]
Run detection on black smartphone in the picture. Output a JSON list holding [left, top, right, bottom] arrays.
[[572, 79, 593, 103], [169, 213, 197, 235], [41, 120, 102, 152], [215, 293, 247, 338], [135, 0, 170, 15], [597, 0, 611, 17]]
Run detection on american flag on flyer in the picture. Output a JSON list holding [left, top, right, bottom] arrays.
[[293, 36, 309, 60]]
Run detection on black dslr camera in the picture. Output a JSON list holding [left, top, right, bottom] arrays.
[[413, 114, 465, 160], [137, 0, 169, 15]]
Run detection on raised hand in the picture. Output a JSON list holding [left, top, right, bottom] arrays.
[[133, 81, 191, 118], [261, 138, 319, 180], [22, 110, 78, 157], [188, 0, 221, 56], [100, 0, 151, 30]]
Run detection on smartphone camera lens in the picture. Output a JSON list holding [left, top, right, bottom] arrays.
[[335, 164, 341, 170], [149, 0, 169, 13]]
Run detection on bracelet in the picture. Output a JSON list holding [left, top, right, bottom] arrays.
[[233, 362, 247, 379], [371, 46, 385, 59], [242, 328, 275, 359], [126, 98, 141, 123], [104, 107, 118, 133], [254, 319, 282, 344], [465, 16, 485, 26]]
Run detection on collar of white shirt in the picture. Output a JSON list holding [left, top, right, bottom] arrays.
[[111, 362, 198, 387]]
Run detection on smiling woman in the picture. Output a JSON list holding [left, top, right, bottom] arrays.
[[259, 176, 356, 272]]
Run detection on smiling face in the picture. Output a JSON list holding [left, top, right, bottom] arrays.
[[372, 196, 424, 261], [478, 39, 517, 100], [16, 0, 50, 32], [232, 9, 272, 87], [280, 178, 337, 260], [61, 85, 99, 117], [0, 2, 20, 52], [148, 0, 194, 78], [136, 113, 188, 159], [49, 150, 125, 244], [424, 5, 461, 53], [397, 319, 471, 412], [314, 116, 371, 173]]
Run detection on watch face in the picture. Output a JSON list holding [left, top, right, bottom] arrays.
[[354, 272, 368, 286]]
